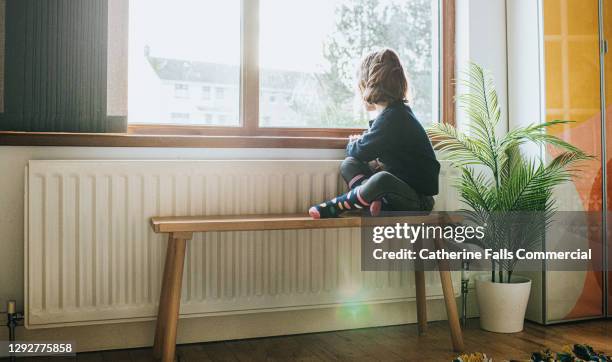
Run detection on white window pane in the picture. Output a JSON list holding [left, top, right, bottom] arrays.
[[259, 0, 438, 128], [128, 0, 240, 126]]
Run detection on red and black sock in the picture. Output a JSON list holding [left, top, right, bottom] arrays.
[[309, 187, 371, 219]]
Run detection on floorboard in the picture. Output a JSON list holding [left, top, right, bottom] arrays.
[[3, 319, 610, 361]]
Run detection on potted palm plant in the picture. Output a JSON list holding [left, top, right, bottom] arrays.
[[427, 63, 591, 333]]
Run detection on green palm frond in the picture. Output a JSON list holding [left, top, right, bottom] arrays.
[[427, 62, 590, 281], [456, 63, 502, 137], [499, 144, 522, 185], [431, 63, 504, 188], [499, 120, 591, 158], [457, 167, 495, 212], [499, 151, 588, 212], [427, 122, 495, 168], [458, 64, 501, 159]]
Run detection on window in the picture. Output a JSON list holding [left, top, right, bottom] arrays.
[[174, 83, 189, 99], [260, 0, 438, 129], [127, 0, 448, 139], [128, 0, 240, 126]]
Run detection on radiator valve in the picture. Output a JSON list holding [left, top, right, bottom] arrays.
[[7, 300, 23, 342]]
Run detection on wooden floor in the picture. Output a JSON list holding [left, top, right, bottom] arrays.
[[8, 319, 611, 361]]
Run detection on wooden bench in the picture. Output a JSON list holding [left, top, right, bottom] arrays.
[[150, 214, 464, 362]]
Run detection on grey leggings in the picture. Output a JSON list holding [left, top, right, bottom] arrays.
[[340, 157, 434, 212]]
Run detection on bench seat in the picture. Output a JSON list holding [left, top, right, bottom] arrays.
[[150, 213, 464, 362], [151, 213, 362, 233], [150, 213, 461, 233]]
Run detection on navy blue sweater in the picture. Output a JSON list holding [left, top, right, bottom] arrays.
[[346, 101, 440, 196]]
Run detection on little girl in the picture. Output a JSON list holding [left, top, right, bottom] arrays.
[[309, 48, 440, 219]]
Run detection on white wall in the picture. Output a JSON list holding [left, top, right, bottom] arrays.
[[456, 0, 546, 137], [456, 0, 509, 135], [506, 0, 546, 159]]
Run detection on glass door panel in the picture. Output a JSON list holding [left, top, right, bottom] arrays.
[[543, 0, 604, 322], [604, 0, 612, 318]]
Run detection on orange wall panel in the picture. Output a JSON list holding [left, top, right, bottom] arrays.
[[543, 0, 604, 321]]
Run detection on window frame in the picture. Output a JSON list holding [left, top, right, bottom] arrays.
[[127, 0, 456, 140], [0, 0, 455, 148]]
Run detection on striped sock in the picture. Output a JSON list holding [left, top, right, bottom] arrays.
[[348, 174, 368, 189], [347, 174, 383, 216], [309, 186, 370, 219]]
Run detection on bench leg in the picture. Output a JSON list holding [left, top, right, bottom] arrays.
[[153, 232, 190, 362], [434, 237, 464, 352], [153, 234, 175, 358], [414, 270, 427, 334], [414, 236, 427, 334]]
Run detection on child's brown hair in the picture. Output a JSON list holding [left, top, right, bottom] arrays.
[[358, 48, 409, 105]]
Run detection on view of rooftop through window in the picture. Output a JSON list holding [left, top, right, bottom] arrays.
[[127, 0, 437, 128], [127, 0, 241, 126]]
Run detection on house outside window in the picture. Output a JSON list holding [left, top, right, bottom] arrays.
[[174, 83, 189, 99], [202, 86, 211, 100], [215, 87, 225, 101], [170, 112, 190, 121]]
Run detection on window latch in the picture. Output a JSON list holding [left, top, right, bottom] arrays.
[[603, 39, 609, 55]]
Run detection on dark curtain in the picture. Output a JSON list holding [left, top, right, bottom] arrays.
[[1, 0, 125, 132]]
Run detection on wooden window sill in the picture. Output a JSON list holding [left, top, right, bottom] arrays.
[[0, 131, 349, 149]]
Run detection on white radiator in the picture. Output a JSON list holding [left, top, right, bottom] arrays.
[[25, 160, 459, 328]]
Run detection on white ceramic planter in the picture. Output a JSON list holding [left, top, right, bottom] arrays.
[[475, 274, 532, 333]]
